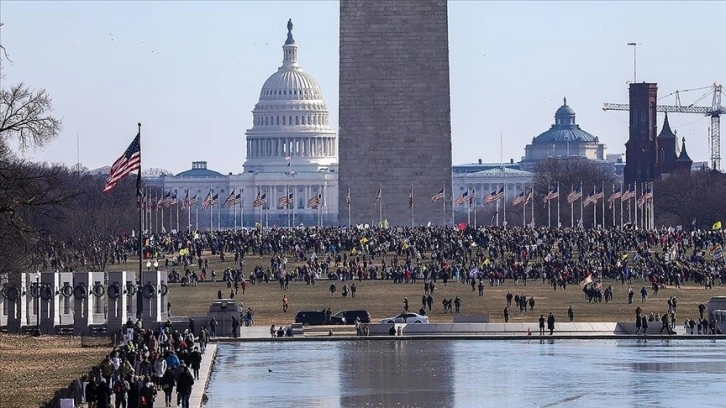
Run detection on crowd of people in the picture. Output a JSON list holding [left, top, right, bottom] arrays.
[[77, 318, 206, 408]]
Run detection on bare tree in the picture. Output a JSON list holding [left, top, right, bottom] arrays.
[[0, 83, 62, 150], [654, 170, 726, 229]]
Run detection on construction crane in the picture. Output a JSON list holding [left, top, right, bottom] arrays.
[[603, 83, 725, 171]]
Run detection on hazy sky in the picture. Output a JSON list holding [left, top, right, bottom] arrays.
[[2, 1, 724, 174]]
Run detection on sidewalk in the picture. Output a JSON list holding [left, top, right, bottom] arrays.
[[189, 343, 217, 408]]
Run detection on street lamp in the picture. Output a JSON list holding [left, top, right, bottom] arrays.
[[153, 260, 159, 271], [33, 271, 41, 337], [146, 261, 151, 272]]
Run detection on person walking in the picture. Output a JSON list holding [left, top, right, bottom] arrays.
[[161, 368, 176, 408], [176, 366, 195, 408], [282, 295, 289, 312], [567, 305, 574, 322], [189, 346, 202, 380], [547, 312, 555, 335]]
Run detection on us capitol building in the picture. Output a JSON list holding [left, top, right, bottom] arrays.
[[147, 21, 338, 229]]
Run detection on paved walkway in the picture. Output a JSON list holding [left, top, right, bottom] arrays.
[[189, 343, 217, 408]]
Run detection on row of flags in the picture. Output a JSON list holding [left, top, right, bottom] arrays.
[[339, 184, 658, 209], [136, 188, 324, 211]]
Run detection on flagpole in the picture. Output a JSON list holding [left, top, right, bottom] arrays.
[[650, 182, 655, 230], [411, 182, 415, 227], [503, 183, 507, 228], [378, 181, 383, 227], [530, 186, 534, 228], [556, 182, 560, 228], [347, 185, 351, 228], [287, 185, 291, 229], [570, 185, 574, 228], [467, 187, 471, 226], [620, 183, 624, 228], [442, 182, 446, 226], [592, 185, 596, 228], [547, 185, 551, 228], [136, 123, 143, 319], [611, 184, 616, 227], [522, 187, 529, 228], [579, 181, 583, 229], [265, 188, 269, 229], [601, 181, 605, 228], [241, 192, 244, 229], [634, 183, 638, 229]]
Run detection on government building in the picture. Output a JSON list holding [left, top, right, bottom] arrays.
[[147, 21, 338, 230]]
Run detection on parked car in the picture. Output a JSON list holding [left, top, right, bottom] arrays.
[[380, 312, 429, 324], [333, 310, 372, 325], [294, 311, 346, 325]]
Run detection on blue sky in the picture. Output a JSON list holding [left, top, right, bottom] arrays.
[[1, 1, 724, 173]]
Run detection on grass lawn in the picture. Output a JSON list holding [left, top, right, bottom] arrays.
[[111, 252, 724, 327], [0, 334, 105, 408]]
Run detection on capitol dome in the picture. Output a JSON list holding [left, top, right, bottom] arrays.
[[244, 20, 337, 173], [521, 97, 606, 166]]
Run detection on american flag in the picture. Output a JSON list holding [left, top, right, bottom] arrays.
[[567, 187, 582, 204], [644, 189, 653, 201], [202, 190, 214, 209], [469, 190, 476, 206], [525, 190, 533, 205], [408, 186, 413, 209], [103, 131, 141, 193], [374, 187, 382, 206], [594, 188, 604, 201], [621, 187, 635, 201], [278, 193, 293, 208], [167, 192, 178, 207], [182, 191, 190, 210], [484, 187, 504, 204], [607, 188, 622, 208], [188, 193, 198, 207], [252, 193, 267, 208], [511, 191, 526, 206], [583, 193, 595, 206], [345, 187, 351, 206], [211, 193, 219, 205], [224, 189, 237, 207], [543, 187, 559, 203], [307, 194, 322, 209], [454, 191, 469, 206], [430, 188, 444, 203]]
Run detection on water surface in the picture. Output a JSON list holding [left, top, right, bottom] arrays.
[[206, 339, 726, 408]]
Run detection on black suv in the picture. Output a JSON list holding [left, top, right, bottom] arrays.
[[333, 310, 371, 325], [294, 311, 346, 325]]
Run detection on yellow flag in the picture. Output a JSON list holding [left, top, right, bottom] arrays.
[[713, 221, 722, 231], [620, 253, 628, 261]]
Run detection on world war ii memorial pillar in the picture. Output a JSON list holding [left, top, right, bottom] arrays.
[[73, 272, 93, 334], [107, 271, 128, 334], [39, 271, 61, 334], [338, 0, 453, 227]]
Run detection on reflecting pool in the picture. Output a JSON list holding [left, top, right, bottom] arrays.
[[206, 339, 726, 408]]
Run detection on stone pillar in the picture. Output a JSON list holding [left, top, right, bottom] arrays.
[[24, 273, 39, 329], [126, 277, 138, 320], [39, 271, 61, 334], [89, 272, 106, 325], [107, 271, 128, 334], [141, 271, 162, 324], [73, 272, 93, 334], [57, 272, 74, 326], [5, 277, 24, 333]]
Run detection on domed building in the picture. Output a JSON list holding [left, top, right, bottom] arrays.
[[244, 19, 337, 173], [146, 21, 338, 230], [521, 98, 607, 170]]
